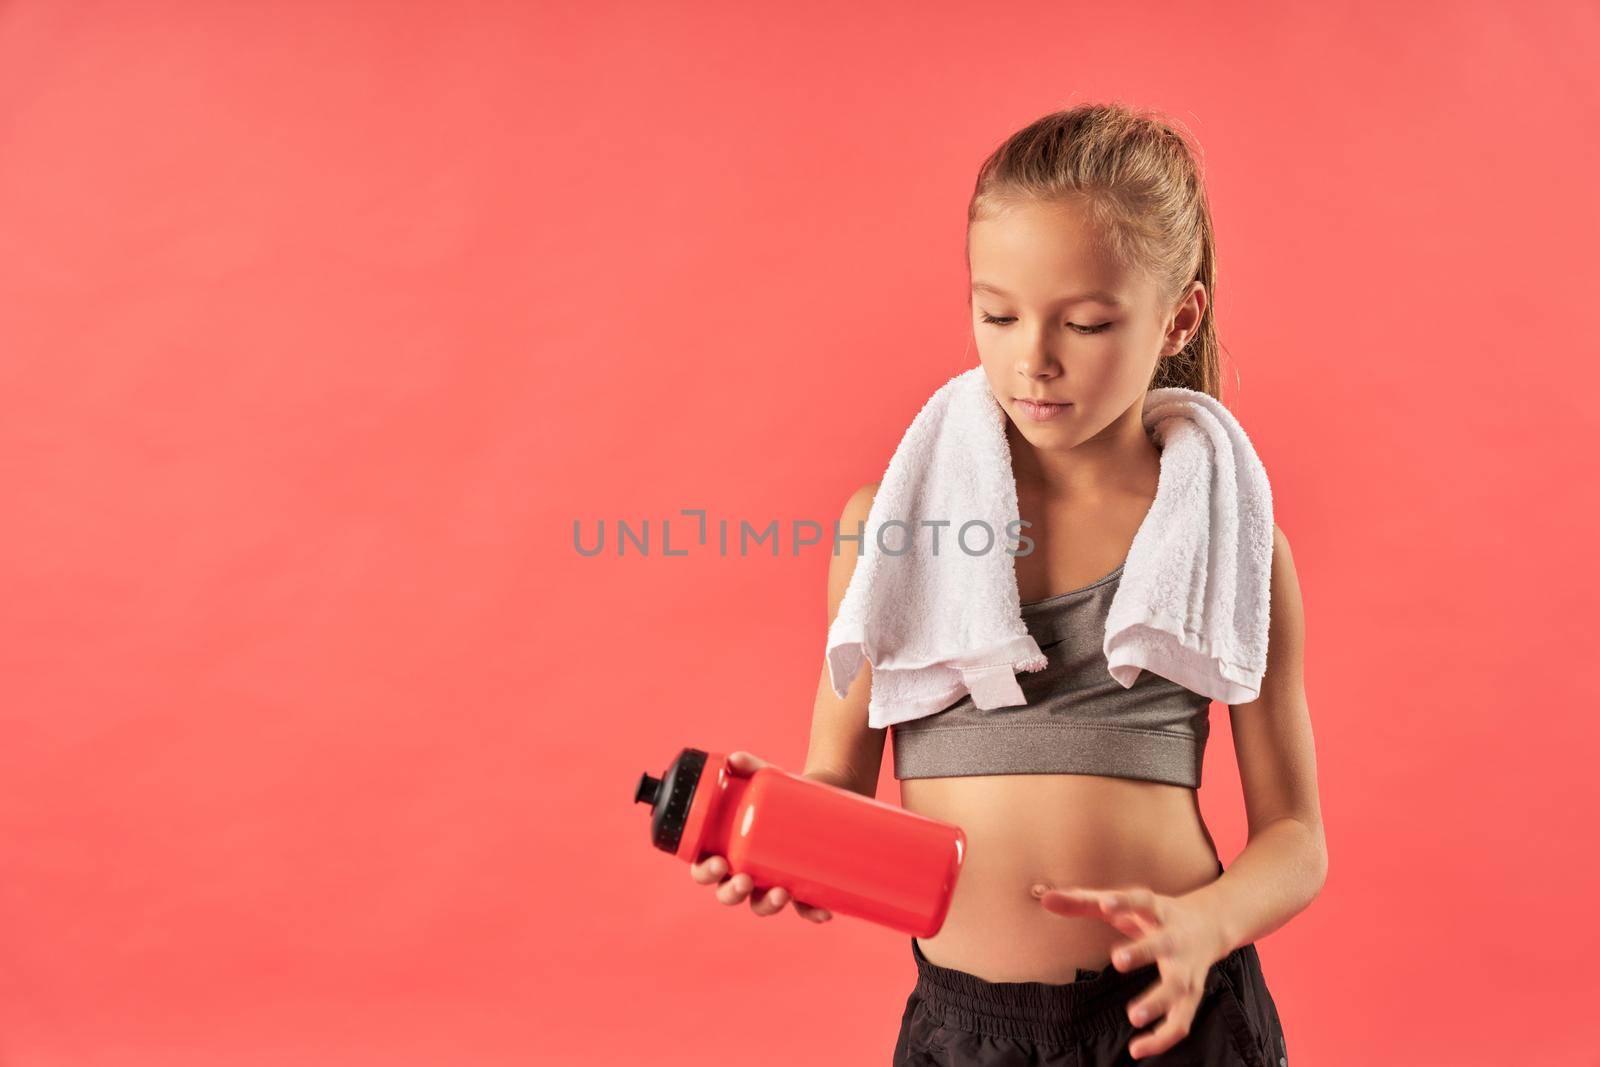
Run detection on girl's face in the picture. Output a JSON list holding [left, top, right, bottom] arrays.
[[967, 197, 1201, 452]]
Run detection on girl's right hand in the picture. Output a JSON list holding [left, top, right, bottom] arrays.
[[687, 750, 833, 923]]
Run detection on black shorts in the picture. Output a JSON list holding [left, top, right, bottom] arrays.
[[892, 933, 1288, 1066]]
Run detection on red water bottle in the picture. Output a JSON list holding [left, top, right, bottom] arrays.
[[634, 746, 965, 938]]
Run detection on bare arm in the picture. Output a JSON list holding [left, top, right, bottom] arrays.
[[1181, 523, 1329, 954], [800, 482, 885, 798]]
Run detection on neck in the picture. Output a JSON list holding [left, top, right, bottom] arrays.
[[1006, 407, 1161, 501]]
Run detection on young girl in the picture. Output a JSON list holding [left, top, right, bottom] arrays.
[[691, 104, 1325, 1066]]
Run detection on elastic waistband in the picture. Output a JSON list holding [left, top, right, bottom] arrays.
[[909, 937, 1255, 1044]]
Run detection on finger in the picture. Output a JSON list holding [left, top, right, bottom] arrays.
[[1110, 930, 1176, 971], [1126, 967, 1201, 1033], [1037, 889, 1148, 934], [1105, 911, 1151, 940], [750, 885, 789, 916], [792, 900, 833, 923], [1036, 889, 1108, 917], [691, 856, 729, 885], [1127, 995, 1198, 1059], [716, 872, 755, 905], [1101, 888, 1164, 924], [1126, 982, 1173, 1031], [727, 750, 767, 775]]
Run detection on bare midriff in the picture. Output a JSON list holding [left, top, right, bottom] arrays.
[[901, 772, 1223, 984]]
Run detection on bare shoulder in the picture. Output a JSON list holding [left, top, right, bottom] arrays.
[[826, 482, 880, 620], [1235, 521, 1307, 716], [1272, 522, 1294, 561], [1270, 523, 1303, 625], [837, 482, 880, 561], [834, 482, 881, 555], [844, 481, 880, 518]]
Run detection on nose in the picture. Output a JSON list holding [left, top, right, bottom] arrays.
[[1015, 352, 1062, 380], [1013, 327, 1063, 380]]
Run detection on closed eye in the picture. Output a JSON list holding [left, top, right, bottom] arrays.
[[980, 313, 1111, 334]]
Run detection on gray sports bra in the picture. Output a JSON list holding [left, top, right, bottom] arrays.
[[890, 561, 1212, 788]]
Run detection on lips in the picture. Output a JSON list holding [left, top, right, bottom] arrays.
[[1015, 398, 1072, 422]]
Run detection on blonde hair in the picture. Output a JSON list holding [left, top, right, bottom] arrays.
[[966, 102, 1232, 401]]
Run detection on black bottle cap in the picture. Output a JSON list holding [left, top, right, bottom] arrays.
[[634, 747, 707, 855]]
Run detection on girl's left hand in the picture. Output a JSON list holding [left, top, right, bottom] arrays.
[[1031, 883, 1226, 1060]]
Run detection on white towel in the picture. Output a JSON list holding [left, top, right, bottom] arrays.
[[825, 365, 1274, 730]]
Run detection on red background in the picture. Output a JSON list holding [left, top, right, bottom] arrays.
[[3, 2, 1597, 1063]]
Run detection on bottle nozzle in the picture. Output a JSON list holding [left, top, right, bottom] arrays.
[[635, 772, 662, 807]]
